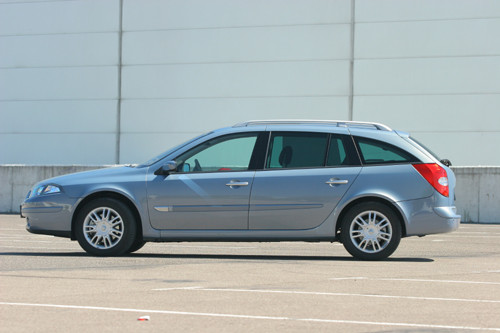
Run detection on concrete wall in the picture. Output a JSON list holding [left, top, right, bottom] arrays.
[[453, 167, 500, 223], [1, 0, 499, 166], [1, 165, 498, 223]]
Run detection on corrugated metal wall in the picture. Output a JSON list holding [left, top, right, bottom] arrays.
[[1, 0, 499, 165]]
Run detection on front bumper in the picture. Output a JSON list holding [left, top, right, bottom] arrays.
[[20, 195, 78, 238]]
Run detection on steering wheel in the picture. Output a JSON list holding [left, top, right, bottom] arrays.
[[193, 159, 202, 172]]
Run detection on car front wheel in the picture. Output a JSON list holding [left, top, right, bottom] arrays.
[[75, 198, 137, 256], [340, 202, 402, 260]]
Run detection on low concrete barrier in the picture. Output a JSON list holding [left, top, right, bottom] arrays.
[[0, 165, 110, 214], [1, 165, 498, 223], [453, 167, 499, 223]]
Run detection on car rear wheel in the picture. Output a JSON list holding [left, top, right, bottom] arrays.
[[340, 202, 401, 260], [75, 198, 137, 256]]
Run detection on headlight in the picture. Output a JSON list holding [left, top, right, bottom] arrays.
[[29, 184, 62, 198]]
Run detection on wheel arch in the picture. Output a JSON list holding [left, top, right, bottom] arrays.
[[335, 196, 407, 238], [71, 191, 143, 241]]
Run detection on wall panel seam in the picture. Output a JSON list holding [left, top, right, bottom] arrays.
[[356, 55, 500, 61], [356, 16, 500, 24], [0, 31, 119, 37], [122, 22, 351, 33], [116, 0, 123, 164], [355, 93, 500, 97], [348, 0, 355, 121]]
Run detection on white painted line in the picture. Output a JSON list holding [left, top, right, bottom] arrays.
[[0, 240, 64, 243], [153, 286, 202, 291], [471, 270, 500, 274], [436, 235, 500, 238], [0, 245, 78, 251], [150, 244, 257, 250], [1, 301, 499, 331], [456, 232, 500, 235], [152, 287, 500, 304], [329, 277, 500, 286]]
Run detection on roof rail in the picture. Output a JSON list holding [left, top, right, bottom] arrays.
[[233, 119, 392, 131]]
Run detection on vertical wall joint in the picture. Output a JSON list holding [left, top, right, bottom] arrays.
[[348, 0, 355, 121], [116, 0, 124, 164]]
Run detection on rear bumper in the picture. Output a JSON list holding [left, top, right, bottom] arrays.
[[433, 206, 461, 220], [399, 197, 461, 236]]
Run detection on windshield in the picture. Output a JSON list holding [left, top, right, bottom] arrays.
[[136, 132, 213, 168]]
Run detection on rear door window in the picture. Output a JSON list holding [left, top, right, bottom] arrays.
[[266, 132, 328, 169], [355, 137, 419, 165]]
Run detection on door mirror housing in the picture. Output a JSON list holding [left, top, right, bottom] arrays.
[[154, 161, 178, 175]]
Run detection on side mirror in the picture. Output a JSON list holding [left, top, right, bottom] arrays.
[[154, 161, 178, 176]]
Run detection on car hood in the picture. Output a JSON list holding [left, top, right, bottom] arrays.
[[30, 165, 148, 199], [39, 166, 140, 186]]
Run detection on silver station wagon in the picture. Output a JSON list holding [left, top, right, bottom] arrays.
[[21, 120, 460, 260]]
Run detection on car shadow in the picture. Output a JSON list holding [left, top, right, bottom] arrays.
[[0, 251, 434, 262]]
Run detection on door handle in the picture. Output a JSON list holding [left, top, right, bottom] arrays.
[[225, 181, 249, 188], [326, 179, 349, 186]]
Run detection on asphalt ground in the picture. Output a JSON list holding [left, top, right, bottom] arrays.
[[1, 214, 500, 332]]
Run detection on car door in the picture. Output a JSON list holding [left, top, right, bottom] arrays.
[[249, 130, 362, 230], [147, 132, 262, 230]]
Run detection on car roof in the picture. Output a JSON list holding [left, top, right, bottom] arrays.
[[233, 119, 392, 131]]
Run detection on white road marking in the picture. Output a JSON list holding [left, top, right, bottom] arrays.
[[455, 232, 500, 235], [150, 244, 257, 250], [152, 287, 500, 304], [0, 240, 64, 243], [329, 277, 500, 285], [435, 235, 500, 238], [0, 245, 78, 250], [1, 301, 499, 331], [152, 286, 203, 291]]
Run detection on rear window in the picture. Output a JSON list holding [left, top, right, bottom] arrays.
[[355, 137, 419, 165], [408, 136, 441, 161]]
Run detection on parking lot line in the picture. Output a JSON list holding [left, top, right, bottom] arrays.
[[329, 277, 500, 285], [1, 301, 500, 331], [0, 245, 78, 250], [151, 287, 500, 304]]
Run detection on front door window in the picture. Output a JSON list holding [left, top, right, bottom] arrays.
[[176, 133, 258, 173]]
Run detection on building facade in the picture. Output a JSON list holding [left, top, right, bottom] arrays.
[[1, 0, 499, 165]]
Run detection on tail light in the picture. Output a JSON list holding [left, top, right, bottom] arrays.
[[412, 163, 449, 197]]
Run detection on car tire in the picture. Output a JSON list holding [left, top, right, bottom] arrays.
[[340, 202, 402, 260], [75, 198, 137, 256], [126, 239, 146, 254]]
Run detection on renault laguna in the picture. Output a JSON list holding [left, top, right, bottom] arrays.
[[21, 120, 460, 260]]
